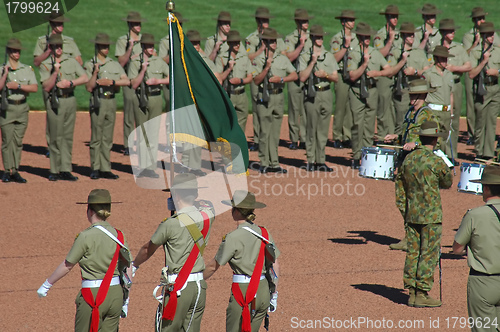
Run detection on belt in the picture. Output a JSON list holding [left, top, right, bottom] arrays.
[[230, 88, 246, 95], [7, 98, 26, 105], [258, 88, 283, 95], [99, 93, 115, 99], [167, 272, 204, 284], [454, 78, 461, 84], [82, 276, 120, 288], [232, 274, 266, 283], [484, 76, 498, 85], [315, 85, 331, 92], [427, 103, 450, 111], [353, 78, 376, 90], [59, 92, 74, 98], [469, 268, 500, 277], [147, 90, 161, 97]]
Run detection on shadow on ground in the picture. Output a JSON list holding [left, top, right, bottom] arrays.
[[352, 283, 408, 305]]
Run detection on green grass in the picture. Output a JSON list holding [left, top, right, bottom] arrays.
[[1, 0, 499, 113]]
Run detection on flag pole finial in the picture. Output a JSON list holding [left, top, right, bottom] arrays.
[[166, 1, 175, 12]]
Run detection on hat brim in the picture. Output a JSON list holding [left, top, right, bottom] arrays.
[[76, 201, 122, 204], [162, 186, 207, 192], [49, 17, 70, 23], [221, 199, 267, 209], [122, 18, 147, 22], [293, 15, 315, 20], [335, 15, 357, 19], [259, 33, 283, 40], [89, 40, 113, 45], [408, 87, 437, 94], [418, 9, 442, 15], [418, 131, 448, 138]]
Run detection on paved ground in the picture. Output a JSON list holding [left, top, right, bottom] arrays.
[[1, 112, 493, 331]]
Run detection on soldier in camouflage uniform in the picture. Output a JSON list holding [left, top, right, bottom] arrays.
[[330, 10, 357, 149], [373, 5, 401, 140], [413, 4, 442, 55], [395, 120, 453, 307]]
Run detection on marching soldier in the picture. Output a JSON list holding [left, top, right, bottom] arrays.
[[115, 11, 146, 156], [39, 34, 88, 182], [439, 19, 471, 164], [204, 190, 280, 332], [85, 33, 130, 180], [253, 28, 298, 174], [413, 3, 442, 55], [205, 11, 233, 62], [373, 5, 401, 141], [469, 22, 500, 161], [0, 39, 38, 183], [246, 7, 285, 151], [299, 25, 339, 172], [348, 23, 403, 169], [133, 173, 216, 332], [330, 10, 357, 149], [218, 30, 253, 134], [462, 7, 500, 146], [284, 9, 313, 150], [128, 33, 169, 178]]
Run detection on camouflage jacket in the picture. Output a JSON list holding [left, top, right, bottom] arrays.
[[395, 145, 452, 224]]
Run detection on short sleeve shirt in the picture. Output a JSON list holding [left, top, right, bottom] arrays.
[[330, 31, 359, 70], [40, 55, 86, 83], [246, 30, 286, 55], [347, 45, 388, 81], [33, 34, 81, 58], [298, 47, 339, 88], [447, 42, 470, 80], [252, 51, 296, 80], [84, 57, 126, 81], [424, 66, 454, 105], [128, 55, 169, 80], [216, 52, 252, 79], [284, 29, 312, 72], [373, 26, 402, 56], [1, 62, 37, 100], [413, 25, 441, 54]]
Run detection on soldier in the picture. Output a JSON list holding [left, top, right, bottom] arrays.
[[423, 46, 455, 160], [396, 120, 453, 307], [373, 4, 401, 141], [469, 22, 500, 161], [253, 28, 298, 174], [389, 22, 432, 137], [246, 7, 285, 152], [205, 11, 233, 62], [330, 10, 357, 149], [453, 166, 500, 332], [187, 30, 217, 73], [37, 189, 132, 331], [462, 7, 500, 145], [439, 19, 471, 165], [218, 30, 253, 134], [413, 3, 442, 55], [385, 79, 438, 251], [39, 34, 88, 182], [128, 33, 169, 178], [204, 190, 280, 332], [116, 11, 146, 156], [284, 9, 313, 150], [85, 33, 130, 180], [347, 22, 403, 169], [0, 38, 38, 183], [299, 25, 339, 172], [133, 173, 216, 332]]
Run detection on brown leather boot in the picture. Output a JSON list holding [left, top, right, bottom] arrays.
[[414, 289, 441, 308], [408, 287, 416, 307], [389, 238, 407, 251]]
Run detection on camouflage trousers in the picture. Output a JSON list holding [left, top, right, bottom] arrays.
[[403, 223, 442, 291]]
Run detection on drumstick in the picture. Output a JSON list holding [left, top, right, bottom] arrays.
[[475, 158, 500, 166], [376, 143, 404, 149]]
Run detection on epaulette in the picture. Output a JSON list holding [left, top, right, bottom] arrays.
[[29, 66, 34, 71], [75, 233, 80, 240], [38, 35, 46, 40], [64, 35, 74, 41], [207, 35, 215, 41], [160, 216, 172, 223], [222, 234, 227, 242]]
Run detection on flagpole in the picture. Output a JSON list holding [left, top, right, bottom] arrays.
[[167, 1, 176, 216]]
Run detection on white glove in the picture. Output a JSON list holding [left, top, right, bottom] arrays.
[[269, 292, 278, 312], [433, 149, 454, 168], [131, 263, 138, 278], [37, 279, 52, 298], [167, 197, 175, 211], [121, 297, 130, 318]]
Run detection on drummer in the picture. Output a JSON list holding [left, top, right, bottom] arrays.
[[384, 79, 438, 151]]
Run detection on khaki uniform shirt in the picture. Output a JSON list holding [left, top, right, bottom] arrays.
[[469, 43, 500, 74], [330, 32, 359, 70], [159, 35, 170, 60], [115, 34, 143, 71], [84, 56, 126, 81], [40, 54, 86, 85], [1, 63, 37, 101], [199, 51, 217, 72], [215, 221, 280, 276], [205, 33, 244, 60], [374, 26, 402, 58], [246, 29, 286, 55], [217, 52, 252, 89], [413, 25, 441, 53], [463, 29, 500, 50], [151, 205, 215, 274], [455, 198, 500, 274], [388, 47, 430, 82], [284, 29, 312, 72], [66, 220, 131, 280], [424, 66, 454, 106], [252, 51, 296, 84], [347, 45, 388, 83], [33, 34, 81, 59], [395, 145, 453, 224], [298, 47, 339, 89], [447, 41, 470, 80], [128, 55, 169, 82]]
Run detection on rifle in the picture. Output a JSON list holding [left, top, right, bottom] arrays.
[[420, 24, 427, 53], [341, 27, 350, 81], [293, 28, 302, 70], [475, 40, 491, 97], [49, 50, 60, 110], [136, 52, 149, 112], [45, 24, 50, 51], [359, 44, 369, 99], [222, 47, 232, 93], [394, 43, 407, 96], [383, 23, 391, 60], [305, 47, 316, 98], [0, 50, 8, 112], [89, 46, 101, 111], [261, 44, 270, 103], [124, 33, 131, 72]]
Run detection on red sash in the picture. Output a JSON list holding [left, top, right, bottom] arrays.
[[162, 211, 210, 321], [231, 227, 268, 332], [81, 229, 123, 332]]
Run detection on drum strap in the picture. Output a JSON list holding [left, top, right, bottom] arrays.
[[487, 205, 500, 223]]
